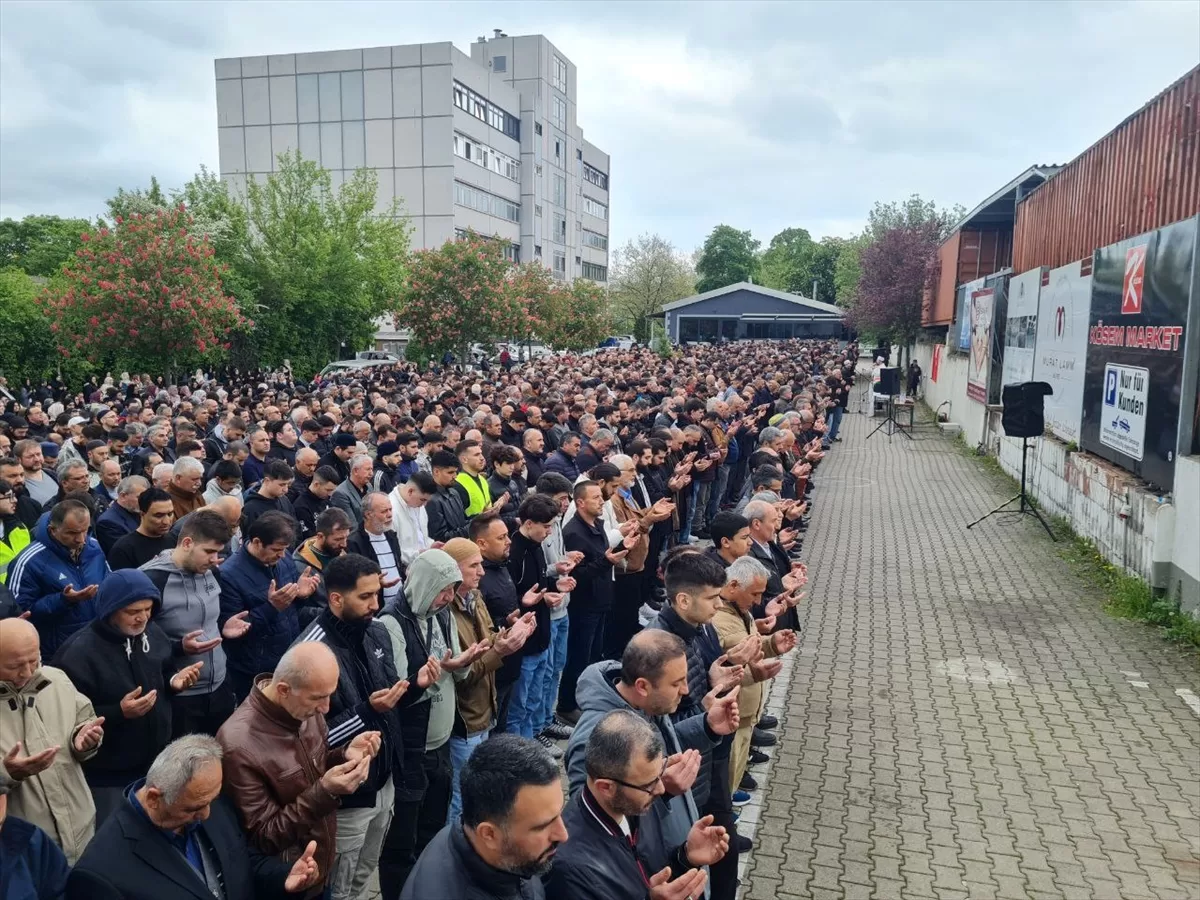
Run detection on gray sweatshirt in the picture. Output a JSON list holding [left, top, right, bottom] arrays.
[[140, 550, 227, 696]]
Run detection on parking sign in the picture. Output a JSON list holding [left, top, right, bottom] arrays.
[[1099, 363, 1148, 460]]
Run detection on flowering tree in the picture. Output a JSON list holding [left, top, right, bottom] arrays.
[[396, 234, 526, 363], [537, 278, 611, 351], [847, 223, 940, 350], [37, 205, 246, 375]]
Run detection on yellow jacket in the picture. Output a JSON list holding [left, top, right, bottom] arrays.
[[0, 522, 31, 583]]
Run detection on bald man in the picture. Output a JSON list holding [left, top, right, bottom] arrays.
[[218, 642, 381, 900], [0, 617, 106, 864], [171, 494, 243, 558]]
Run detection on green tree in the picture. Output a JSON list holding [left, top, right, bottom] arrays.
[[694, 225, 760, 294], [239, 152, 410, 376], [396, 234, 525, 363], [0, 269, 57, 383], [759, 227, 815, 295], [865, 194, 965, 243], [608, 234, 695, 342], [36, 207, 245, 377], [535, 278, 610, 351], [833, 235, 866, 307], [0, 215, 93, 277]]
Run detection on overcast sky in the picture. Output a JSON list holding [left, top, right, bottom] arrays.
[[1, 0, 1197, 253]]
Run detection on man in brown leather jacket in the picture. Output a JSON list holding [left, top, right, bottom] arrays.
[[217, 641, 383, 898]]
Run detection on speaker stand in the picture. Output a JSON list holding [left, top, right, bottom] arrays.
[[966, 437, 1056, 540], [866, 395, 912, 442]]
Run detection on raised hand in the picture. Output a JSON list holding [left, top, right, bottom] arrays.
[[3, 741, 59, 780], [221, 610, 251, 639], [267, 579, 299, 611], [320, 755, 371, 796], [182, 630, 222, 655], [62, 583, 98, 605], [73, 717, 105, 753], [494, 619, 533, 656], [772, 629, 799, 654], [382, 575, 402, 589], [706, 655, 743, 695], [660, 749, 701, 796], [368, 679, 410, 713], [542, 591, 566, 609], [416, 655, 442, 688], [521, 586, 545, 607], [648, 865, 707, 900], [120, 686, 158, 719], [345, 731, 382, 763], [685, 814, 730, 866], [605, 546, 630, 565], [554, 559, 576, 575], [755, 614, 777, 635], [441, 641, 490, 672], [749, 657, 784, 682], [169, 662, 205, 693], [555, 575, 576, 593], [283, 841, 320, 893], [295, 567, 321, 598], [726, 634, 763, 667], [704, 685, 740, 735], [764, 594, 788, 619]]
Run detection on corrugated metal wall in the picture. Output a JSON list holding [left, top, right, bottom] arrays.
[[1013, 65, 1200, 272], [926, 232, 961, 325]]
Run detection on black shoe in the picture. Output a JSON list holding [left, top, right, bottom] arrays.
[[735, 834, 753, 853], [757, 714, 778, 730], [557, 707, 581, 726], [752, 727, 776, 747], [749, 748, 771, 765], [740, 772, 758, 791]]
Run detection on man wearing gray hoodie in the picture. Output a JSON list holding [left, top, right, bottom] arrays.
[[141, 509, 251, 737], [376, 548, 489, 900], [564, 629, 739, 877]]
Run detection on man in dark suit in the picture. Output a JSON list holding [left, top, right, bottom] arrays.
[[66, 734, 322, 900]]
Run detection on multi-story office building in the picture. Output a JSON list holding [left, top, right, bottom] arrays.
[[214, 31, 610, 294]]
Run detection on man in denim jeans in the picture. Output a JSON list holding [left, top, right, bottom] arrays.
[[535, 473, 582, 747]]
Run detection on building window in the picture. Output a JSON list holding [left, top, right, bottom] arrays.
[[553, 174, 566, 207], [582, 162, 608, 190], [453, 132, 519, 181], [583, 262, 607, 282], [535, 244, 542, 257], [553, 214, 566, 243], [582, 195, 607, 220], [553, 56, 567, 92], [553, 138, 563, 165], [454, 181, 521, 222], [535, 122, 543, 136], [583, 229, 608, 251], [454, 229, 520, 266], [493, 55, 506, 73], [453, 81, 520, 140], [552, 250, 567, 280], [535, 205, 542, 217], [551, 95, 566, 130]]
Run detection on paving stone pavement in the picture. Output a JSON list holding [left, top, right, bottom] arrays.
[[739, 410, 1200, 900]]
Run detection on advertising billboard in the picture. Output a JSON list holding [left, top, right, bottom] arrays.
[[966, 288, 994, 403], [1001, 268, 1043, 388], [956, 276, 986, 351], [1032, 259, 1093, 443], [1081, 217, 1194, 491]]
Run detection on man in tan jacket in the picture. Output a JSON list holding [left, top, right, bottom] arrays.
[[0, 617, 106, 864], [440, 537, 534, 821], [711, 556, 797, 792]]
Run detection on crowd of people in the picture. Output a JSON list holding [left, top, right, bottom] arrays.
[[0, 337, 857, 900]]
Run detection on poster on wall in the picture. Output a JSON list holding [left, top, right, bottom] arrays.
[[966, 288, 994, 403], [1001, 268, 1043, 387], [956, 276, 987, 351], [1031, 259, 1093, 443], [931, 343, 943, 383], [1081, 216, 1194, 491]]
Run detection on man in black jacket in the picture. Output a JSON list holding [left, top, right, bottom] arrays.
[[426, 450, 469, 543], [294, 465, 338, 543], [66, 734, 322, 900], [545, 710, 726, 900], [293, 553, 415, 900], [52, 568, 207, 824], [318, 432, 358, 484], [557, 481, 633, 724], [506, 495, 571, 747], [345, 493, 405, 606], [241, 460, 296, 535], [399, 734, 566, 900]]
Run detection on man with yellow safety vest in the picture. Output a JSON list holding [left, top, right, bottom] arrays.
[[451, 440, 509, 521], [0, 478, 31, 585]]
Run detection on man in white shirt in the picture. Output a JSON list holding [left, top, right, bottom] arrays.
[[389, 469, 436, 569], [347, 491, 404, 606]]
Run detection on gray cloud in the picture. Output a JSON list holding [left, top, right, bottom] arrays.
[[1, 0, 1196, 255]]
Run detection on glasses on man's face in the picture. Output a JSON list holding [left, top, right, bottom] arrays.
[[605, 760, 668, 795]]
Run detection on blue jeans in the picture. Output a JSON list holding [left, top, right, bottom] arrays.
[[707, 465, 730, 521], [825, 405, 844, 446], [507, 649, 551, 738], [539, 616, 569, 733], [448, 730, 488, 822], [558, 607, 606, 714]]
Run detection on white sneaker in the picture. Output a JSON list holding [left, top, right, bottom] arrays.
[[536, 733, 564, 759]]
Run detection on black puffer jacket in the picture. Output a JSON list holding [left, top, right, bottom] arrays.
[[51, 569, 180, 786]]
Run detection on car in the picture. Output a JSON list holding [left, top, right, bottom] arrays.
[[318, 358, 398, 378]]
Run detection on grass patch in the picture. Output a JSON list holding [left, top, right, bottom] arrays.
[[1056, 522, 1200, 650]]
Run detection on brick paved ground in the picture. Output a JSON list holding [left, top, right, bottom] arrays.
[[738, 410, 1200, 900]]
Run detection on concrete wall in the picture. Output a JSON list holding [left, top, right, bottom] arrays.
[[913, 335, 1198, 617]]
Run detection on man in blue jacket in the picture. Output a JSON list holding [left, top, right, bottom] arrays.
[[8, 498, 110, 658], [0, 766, 71, 900], [216, 511, 320, 701]]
